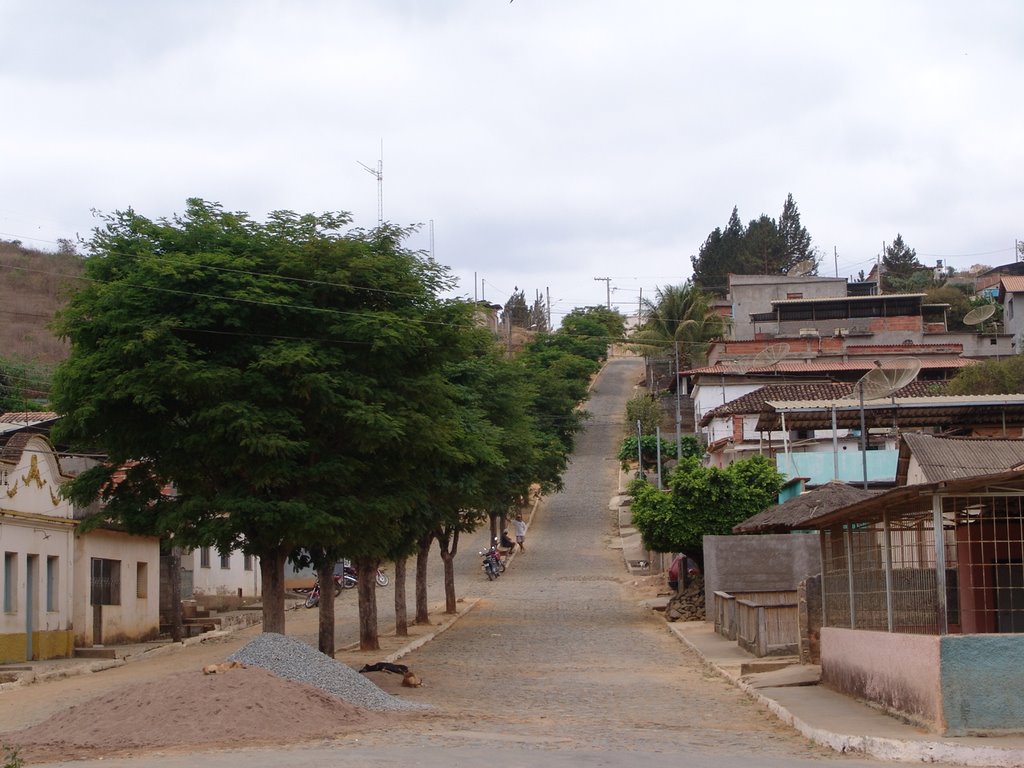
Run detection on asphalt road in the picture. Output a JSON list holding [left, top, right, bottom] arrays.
[[26, 356, 918, 768]]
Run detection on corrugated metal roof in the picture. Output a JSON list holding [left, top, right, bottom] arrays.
[[901, 433, 1024, 483], [767, 393, 1024, 411], [733, 481, 880, 534], [1000, 276, 1024, 293], [768, 293, 927, 306], [792, 468, 1024, 529], [756, 394, 1024, 432], [683, 357, 975, 377]]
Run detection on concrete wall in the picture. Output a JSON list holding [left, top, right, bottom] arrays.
[[729, 276, 848, 340], [821, 627, 943, 732], [187, 548, 262, 598], [940, 634, 1024, 736], [703, 533, 820, 612]]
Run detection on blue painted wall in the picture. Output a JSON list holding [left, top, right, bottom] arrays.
[[940, 635, 1024, 735], [775, 449, 898, 486]]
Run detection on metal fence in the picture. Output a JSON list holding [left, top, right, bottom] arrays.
[[821, 491, 1024, 635]]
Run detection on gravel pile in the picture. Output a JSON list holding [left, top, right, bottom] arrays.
[[228, 632, 428, 711]]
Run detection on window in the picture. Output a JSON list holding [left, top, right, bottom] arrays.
[[220, 552, 231, 570], [786, 292, 803, 300], [136, 561, 148, 598], [243, 554, 253, 571], [90, 558, 121, 606], [200, 547, 211, 569], [3, 552, 16, 612], [46, 556, 59, 612]]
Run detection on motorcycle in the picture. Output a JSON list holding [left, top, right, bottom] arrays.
[[479, 538, 505, 580], [303, 573, 343, 608], [338, 563, 390, 588]]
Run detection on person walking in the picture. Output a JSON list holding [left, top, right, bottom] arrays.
[[512, 512, 527, 552]]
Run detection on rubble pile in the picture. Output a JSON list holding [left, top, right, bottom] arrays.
[[665, 576, 705, 622]]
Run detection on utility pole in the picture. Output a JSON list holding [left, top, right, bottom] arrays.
[[594, 276, 611, 309]]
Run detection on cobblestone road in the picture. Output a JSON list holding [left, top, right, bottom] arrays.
[[365, 355, 840, 761]]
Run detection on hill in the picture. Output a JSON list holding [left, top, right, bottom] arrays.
[[0, 239, 83, 366]]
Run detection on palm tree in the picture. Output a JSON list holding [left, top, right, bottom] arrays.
[[632, 282, 727, 372]]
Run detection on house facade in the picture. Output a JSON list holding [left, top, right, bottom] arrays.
[[0, 416, 161, 661]]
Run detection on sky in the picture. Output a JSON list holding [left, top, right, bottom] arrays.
[[2, 1, 1022, 325]]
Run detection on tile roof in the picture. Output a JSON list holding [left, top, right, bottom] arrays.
[[0, 411, 58, 424], [733, 481, 880, 534], [900, 433, 1024, 483], [699, 380, 938, 426]]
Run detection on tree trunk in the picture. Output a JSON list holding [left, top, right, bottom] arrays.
[[169, 545, 182, 643], [259, 547, 288, 634], [317, 561, 336, 656], [394, 556, 408, 636], [436, 527, 459, 615], [415, 532, 433, 625], [356, 558, 380, 651]]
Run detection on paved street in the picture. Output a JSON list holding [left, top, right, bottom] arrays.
[[18, 356, 921, 767]]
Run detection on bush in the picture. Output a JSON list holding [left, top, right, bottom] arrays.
[[628, 454, 783, 553]]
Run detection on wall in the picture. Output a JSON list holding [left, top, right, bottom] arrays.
[[729, 276, 848, 340], [940, 634, 1024, 735], [73, 529, 160, 647], [188, 548, 262, 598], [821, 628, 1024, 735], [703, 533, 820, 614], [777, 448, 899, 486], [821, 627, 943, 731]]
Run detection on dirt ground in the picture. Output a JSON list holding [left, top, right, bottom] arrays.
[[0, 614, 452, 764]]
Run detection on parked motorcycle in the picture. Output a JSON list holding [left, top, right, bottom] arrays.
[[304, 574, 343, 608], [479, 538, 505, 580], [338, 563, 390, 588]]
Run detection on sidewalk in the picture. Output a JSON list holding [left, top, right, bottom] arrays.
[[611, 484, 1024, 767]]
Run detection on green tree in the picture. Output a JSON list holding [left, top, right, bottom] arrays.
[[631, 282, 727, 371], [881, 233, 923, 291], [691, 195, 818, 292], [776, 193, 817, 275], [691, 206, 745, 294], [946, 357, 1024, 396], [502, 288, 530, 328], [628, 455, 783, 558], [50, 200, 458, 637]]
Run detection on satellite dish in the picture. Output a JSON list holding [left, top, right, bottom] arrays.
[[751, 343, 791, 371], [724, 358, 753, 375], [963, 304, 996, 330], [857, 357, 922, 401]]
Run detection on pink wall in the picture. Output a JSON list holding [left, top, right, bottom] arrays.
[[821, 628, 944, 732]]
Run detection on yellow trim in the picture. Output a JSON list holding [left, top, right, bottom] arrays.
[[0, 630, 75, 663], [0, 509, 76, 527]]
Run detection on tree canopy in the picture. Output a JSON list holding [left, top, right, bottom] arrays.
[[946, 357, 1024, 396], [691, 194, 818, 294], [628, 455, 783, 557], [631, 282, 726, 370], [51, 200, 468, 633]]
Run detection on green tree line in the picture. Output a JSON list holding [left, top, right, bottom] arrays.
[[49, 199, 624, 653]]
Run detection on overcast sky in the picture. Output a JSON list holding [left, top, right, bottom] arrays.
[[2, 1, 1022, 323]]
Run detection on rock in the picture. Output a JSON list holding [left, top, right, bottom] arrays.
[[665, 576, 705, 622]]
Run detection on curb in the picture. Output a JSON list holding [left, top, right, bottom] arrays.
[[665, 623, 1024, 768]]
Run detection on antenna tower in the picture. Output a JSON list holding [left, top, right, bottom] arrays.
[[358, 140, 383, 225]]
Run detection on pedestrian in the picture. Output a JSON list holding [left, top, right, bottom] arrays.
[[500, 528, 515, 553], [512, 512, 527, 552]]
